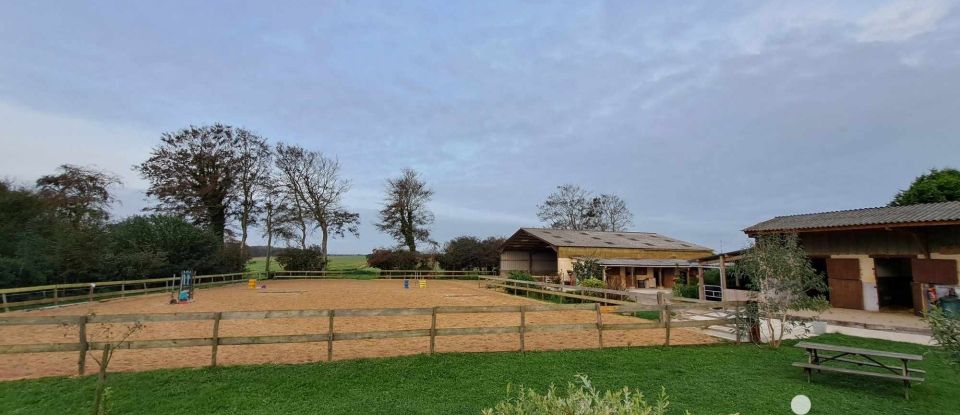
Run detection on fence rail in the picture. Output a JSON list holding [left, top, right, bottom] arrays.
[[0, 302, 741, 376]]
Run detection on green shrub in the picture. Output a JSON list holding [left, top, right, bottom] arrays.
[[578, 278, 604, 289], [508, 270, 533, 281], [483, 374, 695, 415], [572, 258, 603, 281], [672, 283, 699, 299], [275, 248, 326, 271], [926, 306, 960, 369]]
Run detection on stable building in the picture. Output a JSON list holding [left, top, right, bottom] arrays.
[[499, 228, 713, 289], [744, 201, 960, 313]]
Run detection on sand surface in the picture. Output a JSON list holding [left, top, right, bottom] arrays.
[[0, 280, 715, 380]]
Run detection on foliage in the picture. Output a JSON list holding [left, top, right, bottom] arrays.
[[925, 305, 960, 369], [137, 124, 245, 240], [701, 269, 721, 285], [508, 270, 533, 281], [482, 375, 678, 415], [735, 234, 829, 348], [573, 258, 604, 281], [890, 168, 960, 206], [376, 168, 434, 252], [578, 278, 605, 289], [233, 130, 272, 259], [537, 184, 633, 231], [672, 283, 699, 299], [1, 334, 956, 415], [35, 164, 121, 227], [438, 236, 504, 271], [366, 248, 424, 270], [104, 215, 226, 278], [275, 247, 326, 271]]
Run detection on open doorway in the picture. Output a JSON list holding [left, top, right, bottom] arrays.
[[874, 258, 914, 310], [809, 257, 829, 301]]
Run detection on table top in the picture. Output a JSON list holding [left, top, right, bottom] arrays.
[[795, 341, 923, 361]]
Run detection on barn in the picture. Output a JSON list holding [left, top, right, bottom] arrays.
[[744, 201, 960, 313], [499, 228, 714, 289]]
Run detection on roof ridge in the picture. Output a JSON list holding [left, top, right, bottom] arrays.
[[767, 201, 960, 220], [520, 227, 656, 234]]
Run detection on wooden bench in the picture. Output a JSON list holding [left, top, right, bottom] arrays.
[[794, 341, 924, 399]]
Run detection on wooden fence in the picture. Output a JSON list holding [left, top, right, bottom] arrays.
[[0, 272, 261, 313], [0, 302, 741, 376], [479, 276, 647, 305], [272, 270, 497, 279]]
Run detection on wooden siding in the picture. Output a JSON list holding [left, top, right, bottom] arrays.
[[826, 258, 861, 280], [799, 225, 960, 256], [911, 258, 959, 285], [826, 258, 863, 309], [557, 247, 711, 261]]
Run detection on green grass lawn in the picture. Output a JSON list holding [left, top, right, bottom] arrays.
[[246, 255, 376, 274], [1, 334, 955, 414]]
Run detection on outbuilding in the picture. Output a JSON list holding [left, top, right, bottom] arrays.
[[499, 228, 713, 289], [744, 201, 960, 313]]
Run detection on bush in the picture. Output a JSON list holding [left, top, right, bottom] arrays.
[[275, 248, 326, 271], [508, 270, 533, 281], [578, 278, 604, 289], [672, 283, 699, 299], [572, 258, 603, 281], [926, 305, 960, 369], [366, 248, 422, 270], [483, 374, 692, 415]]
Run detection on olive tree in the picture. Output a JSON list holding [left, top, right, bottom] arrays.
[[735, 233, 829, 348]]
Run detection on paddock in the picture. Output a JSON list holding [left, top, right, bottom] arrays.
[[0, 279, 717, 381]]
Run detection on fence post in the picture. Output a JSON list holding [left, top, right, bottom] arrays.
[[211, 312, 222, 367], [656, 292, 665, 321], [430, 307, 438, 354], [87, 284, 95, 304], [519, 305, 526, 352], [734, 302, 742, 344], [1, 293, 8, 313], [327, 310, 335, 362], [53, 285, 59, 305], [77, 315, 88, 375], [595, 303, 604, 350], [664, 304, 672, 346], [121, 283, 125, 298]]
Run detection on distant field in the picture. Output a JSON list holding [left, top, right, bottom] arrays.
[[246, 254, 374, 273]]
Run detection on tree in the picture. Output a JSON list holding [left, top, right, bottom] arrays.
[[735, 234, 829, 348], [275, 247, 325, 271], [537, 185, 633, 231], [925, 305, 960, 370], [104, 215, 223, 278], [377, 169, 434, 252], [137, 124, 241, 240], [890, 168, 960, 206], [366, 248, 422, 270], [36, 164, 121, 227], [274, 143, 359, 267], [233, 130, 271, 260], [440, 236, 505, 271], [273, 144, 313, 249], [260, 176, 295, 274]]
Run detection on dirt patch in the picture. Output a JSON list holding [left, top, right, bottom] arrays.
[[0, 280, 716, 380]]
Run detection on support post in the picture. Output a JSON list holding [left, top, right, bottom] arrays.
[[211, 312, 222, 367], [664, 304, 672, 346], [519, 306, 526, 352], [902, 359, 910, 400], [78, 315, 88, 375], [2, 293, 8, 313], [54, 285, 59, 305], [719, 255, 727, 301], [87, 284, 95, 304], [656, 292, 666, 322], [327, 310, 335, 362], [595, 303, 604, 350], [697, 264, 705, 301], [429, 307, 437, 354], [121, 283, 125, 298]]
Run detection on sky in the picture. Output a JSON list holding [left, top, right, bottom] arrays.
[[1, 0, 959, 254]]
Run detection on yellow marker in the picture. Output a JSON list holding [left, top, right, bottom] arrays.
[[419, 279, 427, 288], [248, 279, 257, 289]]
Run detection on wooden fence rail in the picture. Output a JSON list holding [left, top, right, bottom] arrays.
[[0, 302, 740, 375]]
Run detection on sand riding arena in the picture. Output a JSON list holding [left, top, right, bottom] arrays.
[[0, 279, 718, 381]]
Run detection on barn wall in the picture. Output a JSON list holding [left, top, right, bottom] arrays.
[[499, 250, 530, 276], [531, 251, 558, 275]]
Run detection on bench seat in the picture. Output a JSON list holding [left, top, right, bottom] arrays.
[[792, 362, 925, 382]]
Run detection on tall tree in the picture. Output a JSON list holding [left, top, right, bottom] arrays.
[[537, 185, 634, 231], [137, 124, 241, 240], [592, 194, 633, 232], [260, 176, 295, 274], [274, 143, 359, 266], [233, 130, 271, 259], [377, 168, 434, 252], [274, 144, 313, 249], [890, 168, 960, 206], [36, 164, 121, 227]]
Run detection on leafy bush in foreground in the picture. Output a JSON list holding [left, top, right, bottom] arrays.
[[926, 306, 960, 369], [578, 278, 605, 289], [483, 374, 723, 415]]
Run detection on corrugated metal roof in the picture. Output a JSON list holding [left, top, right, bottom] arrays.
[[519, 228, 712, 251], [591, 258, 705, 267], [744, 201, 960, 233]]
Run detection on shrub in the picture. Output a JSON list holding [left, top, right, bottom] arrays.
[[366, 248, 422, 270], [275, 248, 326, 271], [508, 270, 533, 281], [926, 305, 960, 369], [672, 283, 699, 299], [578, 278, 604, 289], [572, 258, 603, 281], [483, 374, 697, 415]]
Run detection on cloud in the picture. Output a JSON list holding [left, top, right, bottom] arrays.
[[858, 0, 954, 42]]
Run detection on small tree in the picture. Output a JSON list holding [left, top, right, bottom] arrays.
[[925, 306, 960, 369], [86, 319, 145, 415], [735, 234, 829, 348], [572, 258, 604, 282], [376, 169, 434, 252], [36, 164, 121, 228]]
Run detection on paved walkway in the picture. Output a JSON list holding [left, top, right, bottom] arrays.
[[790, 308, 929, 332]]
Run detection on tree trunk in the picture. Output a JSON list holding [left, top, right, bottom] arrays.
[[239, 210, 249, 261], [320, 225, 329, 270], [91, 345, 111, 415], [265, 231, 273, 275]]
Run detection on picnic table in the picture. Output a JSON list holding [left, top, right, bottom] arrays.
[[793, 341, 924, 399]]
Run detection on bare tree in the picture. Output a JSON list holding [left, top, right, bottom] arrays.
[[260, 176, 295, 274], [137, 124, 241, 240], [273, 143, 359, 266], [36, 164, 122, 227], [274, 144, 314, 249], [233, 130, 271, 259], [537, 185, 634, 231], [377, 168, 434, 252], [592, 194, 633, 232]]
